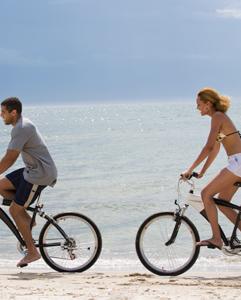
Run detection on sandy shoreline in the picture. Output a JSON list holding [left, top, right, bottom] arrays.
[[1, 267, 241, 300]]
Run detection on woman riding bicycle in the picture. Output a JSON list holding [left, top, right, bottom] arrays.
[[182, 87, 241, 250]]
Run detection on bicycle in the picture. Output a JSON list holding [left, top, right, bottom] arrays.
[[0, 193, 102, 272], [135, 172, 241, 276]]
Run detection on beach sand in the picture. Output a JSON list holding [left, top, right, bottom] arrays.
[[1, 267, 241, 300]]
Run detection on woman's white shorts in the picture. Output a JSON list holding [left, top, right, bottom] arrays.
[[227, 153, 241, 177]]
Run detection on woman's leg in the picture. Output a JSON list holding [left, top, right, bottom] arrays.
[[218, 185, 241, 231], [198, 168, 241, 248]]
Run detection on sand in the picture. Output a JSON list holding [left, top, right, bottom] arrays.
[[0, 267, 241, 300]]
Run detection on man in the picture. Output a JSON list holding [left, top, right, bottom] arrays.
[[0, 97, 57, 267]]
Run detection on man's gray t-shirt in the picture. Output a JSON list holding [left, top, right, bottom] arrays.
[[8, 116, 57, 186]]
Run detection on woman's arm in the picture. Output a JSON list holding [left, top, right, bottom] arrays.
[[183, 113, 223, 177], [198, 142, 221, 177]]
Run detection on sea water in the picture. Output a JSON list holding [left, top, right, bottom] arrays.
[[0, 101, 241, 273]]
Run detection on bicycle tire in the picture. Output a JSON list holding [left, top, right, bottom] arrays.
[[39, 212, 102, 272], [136, 211, 200, 276]]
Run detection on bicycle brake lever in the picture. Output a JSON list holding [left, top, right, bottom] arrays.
[[191, 172, 199, 178], [174, 199, 181, 210]]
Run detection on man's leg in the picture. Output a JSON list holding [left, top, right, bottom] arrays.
[[0, 176, 16, 200], [0, 176, 35, 228], [9, 202, 40, 266]]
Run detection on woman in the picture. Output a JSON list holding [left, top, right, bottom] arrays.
[[182, 87, 241, 250]]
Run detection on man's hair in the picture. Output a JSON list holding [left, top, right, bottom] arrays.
[[1, 97, 22, 114]]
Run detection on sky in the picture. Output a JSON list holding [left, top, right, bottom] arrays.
[[0, 0, 241, 104]]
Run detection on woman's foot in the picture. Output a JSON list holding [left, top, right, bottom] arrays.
[[196, 239, 222, 250], [17, 252, 41, 268]]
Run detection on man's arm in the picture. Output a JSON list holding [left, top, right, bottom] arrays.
[[0, 150, 20, 174]]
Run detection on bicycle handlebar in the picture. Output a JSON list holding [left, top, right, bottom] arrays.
[[190, 172, 199, 179], [180, 172, 199, 180]]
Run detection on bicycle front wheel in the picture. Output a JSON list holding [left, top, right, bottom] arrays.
[[39, 212, 102, 272], [136, 212, 200, 276]]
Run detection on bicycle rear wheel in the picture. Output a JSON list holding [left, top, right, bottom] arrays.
[[39, 212, 102, 272], [136, 212, 200, 276]]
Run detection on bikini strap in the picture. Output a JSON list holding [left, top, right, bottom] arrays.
[[226, 131, 240, 137]]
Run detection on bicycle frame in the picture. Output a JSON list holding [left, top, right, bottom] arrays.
[[0, 198, 72, 249], [0, 205, 25, 245], [0, 196, 102, 273], [177, 178, 241, 248]]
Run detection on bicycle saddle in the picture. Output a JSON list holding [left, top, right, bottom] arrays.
[[2, 198, 12, 206]]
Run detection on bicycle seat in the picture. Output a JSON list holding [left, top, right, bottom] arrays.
[[2, 198, 41, 209], [2, 198, 12, 206], [234, 182, 241, 187]]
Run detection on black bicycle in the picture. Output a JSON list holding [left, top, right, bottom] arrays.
[[135, 173, 241, 276], [0, 194, 102, 272]]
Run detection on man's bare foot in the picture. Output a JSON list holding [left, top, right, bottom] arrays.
[[17, 252, 41, 267]]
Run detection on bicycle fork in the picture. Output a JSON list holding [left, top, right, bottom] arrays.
[[39, 213, 77, 260], [165, 201, 189, 246]]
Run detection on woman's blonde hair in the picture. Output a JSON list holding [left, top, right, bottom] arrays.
[[197, 87, 230, 113]]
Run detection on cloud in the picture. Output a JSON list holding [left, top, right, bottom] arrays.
[[216, 8, 241, 19]]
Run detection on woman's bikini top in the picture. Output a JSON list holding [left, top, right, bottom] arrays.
[[216, 130, 241, 143]]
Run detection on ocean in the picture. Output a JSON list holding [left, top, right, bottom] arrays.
[[0, 101, 241, 273]]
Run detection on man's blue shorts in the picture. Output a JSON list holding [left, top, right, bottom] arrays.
[[6, 168, 46, 207]]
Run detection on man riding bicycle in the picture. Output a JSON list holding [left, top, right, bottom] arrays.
[[0, 97, 57, 267]]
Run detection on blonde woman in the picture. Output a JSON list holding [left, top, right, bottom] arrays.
[[182, 87, 241, 250]]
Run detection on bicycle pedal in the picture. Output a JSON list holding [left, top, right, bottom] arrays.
[[207, 244, 216, 249], [18, 263, 28, 268]]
